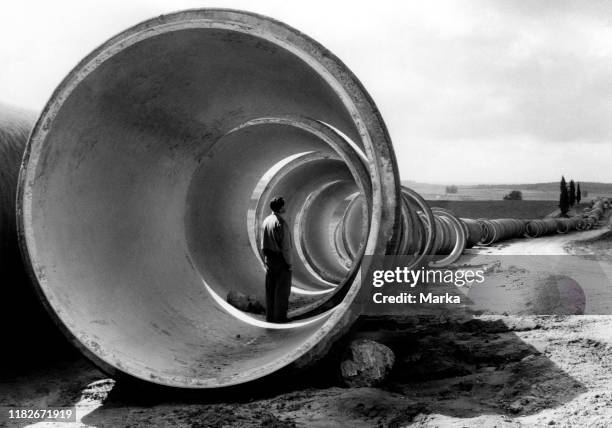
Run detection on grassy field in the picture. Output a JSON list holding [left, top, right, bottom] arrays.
[[425, 200, 588, 219], [404, 180, 612, 201]]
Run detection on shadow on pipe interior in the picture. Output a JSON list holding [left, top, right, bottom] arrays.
[[16, 10, 401, 388]]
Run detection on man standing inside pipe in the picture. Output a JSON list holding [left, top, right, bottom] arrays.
[[261, 197, 293, 323]]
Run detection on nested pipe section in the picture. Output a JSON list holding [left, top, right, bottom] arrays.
[[390, 193, 612, 268], [556, 217, 581, 234], [295, 179, 362, 285], [477, 218, 527, 246], [460, 218, 484, 248], [395, 186, 461, 267], [243, 117, 372, 295], [583, 197, 609, 224], [583, 215, 597, 229], [428, 208, 466, 267], [326, 192, 362, 269], [397, 187, 435, 263], [524, 218, 560, 238], [388, 192, 611, 266], [339, 194, 367, 262], [386, 191, 612, 267], [557, 197, 612, 233], [249, 151, 357, 293], [460, 197, 612, 245], [17, 10, 401, 389], [391, 186, 466, 267]]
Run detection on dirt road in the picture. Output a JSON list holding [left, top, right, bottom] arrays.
[[469, 227, 610, 256], [460, 225, 612, 316]]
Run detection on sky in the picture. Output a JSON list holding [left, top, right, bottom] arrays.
[[2, 0, 611, 184]]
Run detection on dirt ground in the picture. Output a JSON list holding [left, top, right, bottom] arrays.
[[1, 226, 611, 427]]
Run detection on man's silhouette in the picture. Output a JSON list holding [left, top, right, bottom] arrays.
[[261, 197, 292, 323]]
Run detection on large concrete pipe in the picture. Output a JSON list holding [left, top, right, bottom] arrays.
[[397, 186, 436, 268], [17, 10, 402, 388], [584, 198, 606, 220], [525, 218, 559, 238], [460, 218, 484, 248], [477, 218, 527, 246], [408, 197, 612, 260], [428, 207, 466, 267], [0, 104, 74, 365], [0, 104, 32, 277], [557, 217, 581, 234]]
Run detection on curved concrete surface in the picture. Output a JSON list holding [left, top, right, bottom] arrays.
[[0, 104, 58, 362], [17, 9, 401, 388], [0, 104, 32, 277]]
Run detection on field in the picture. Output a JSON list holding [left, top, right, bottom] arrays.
[[404, 180, 612, 201], [425, 200, 574, 220], [408, 178, 605, 219]]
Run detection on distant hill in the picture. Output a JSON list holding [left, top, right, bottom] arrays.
[[402, 180, 612, 201], [467, 181, 612, 194]]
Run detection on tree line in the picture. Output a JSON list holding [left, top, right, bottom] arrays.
[[559, 176, 586, 216]]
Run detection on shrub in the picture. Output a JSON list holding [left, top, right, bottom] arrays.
[[503, 190, 523, 200]]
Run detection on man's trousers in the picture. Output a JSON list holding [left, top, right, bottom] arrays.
[[263, 251, 292, 323]]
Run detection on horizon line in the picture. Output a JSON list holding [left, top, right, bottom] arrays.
[[401, 179, 612, 186]]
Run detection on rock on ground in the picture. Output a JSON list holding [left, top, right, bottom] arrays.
[[226, 290, 265, 314], [340, 339, 395, 387]]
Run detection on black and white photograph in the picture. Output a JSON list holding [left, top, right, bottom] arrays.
[[1, 1, 612, 427]]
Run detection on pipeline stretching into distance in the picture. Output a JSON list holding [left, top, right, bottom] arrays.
[[403, 195, 612, 268]]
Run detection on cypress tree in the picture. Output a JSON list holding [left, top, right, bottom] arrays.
[[569, 180, 576, 206], [559, 176, 569, 216], [576, 183, 582, 204]]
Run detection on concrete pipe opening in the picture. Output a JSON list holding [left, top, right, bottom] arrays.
[[18, 9, 401, 388]]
